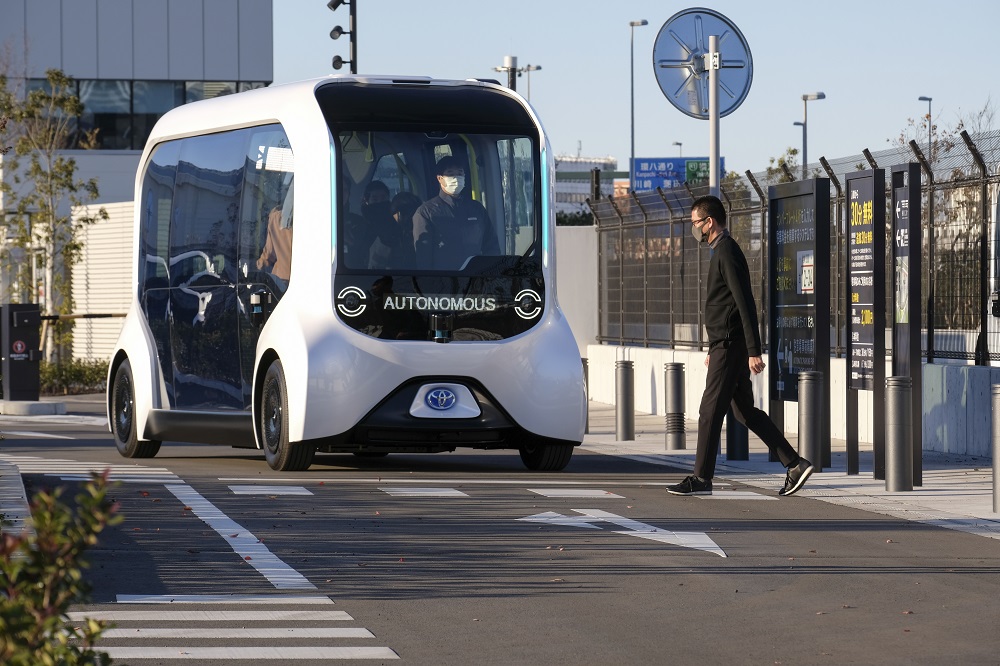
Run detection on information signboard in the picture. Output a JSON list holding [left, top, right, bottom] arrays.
[[767, 180, 830, 403], [630, 157, 725, 192], [845, 170, 885, 391]]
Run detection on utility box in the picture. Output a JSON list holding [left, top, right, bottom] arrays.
[[1, 304, 42, 401]]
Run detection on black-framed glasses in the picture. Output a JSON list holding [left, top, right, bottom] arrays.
[[692, 216, 710, 226]]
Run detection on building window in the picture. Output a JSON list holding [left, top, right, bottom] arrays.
[[185, 81, 236, 104], [133, 81, 184, 150], [78, 80, 131, 149]]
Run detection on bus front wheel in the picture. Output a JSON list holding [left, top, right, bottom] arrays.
[[260, 359, 314, 471], [111, 359, 161, 459], [518, 441, 574, 471]]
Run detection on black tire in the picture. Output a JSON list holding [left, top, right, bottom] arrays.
[[111, 359, 161, 459], [519, 441, 574, 471], [260, 359, 314, 471]]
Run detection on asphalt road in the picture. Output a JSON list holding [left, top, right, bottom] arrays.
[[2, 405, 1000, 665]]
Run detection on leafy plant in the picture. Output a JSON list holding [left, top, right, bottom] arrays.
[[38, 359, 108, 395], [0, 472, 120, 665]]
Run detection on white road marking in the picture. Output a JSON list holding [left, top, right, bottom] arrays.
[[101, 627, 374, 639], [116, 594, 333, 604], [0, 431, 73, 439], [69, 610, 351, 621], [698, 491, 777, 500], [98, 646, 397, 660], [229, 485, 314, 495], [378, 487, 468, 497], [166, 484, 316, 590], [220, 477, 675, 486], [528, 488, 624, 498], [519, 508, 727, 557]]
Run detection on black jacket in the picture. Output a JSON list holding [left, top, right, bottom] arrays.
[[704, 232, 762, 356], [412, 191, 500, 270]]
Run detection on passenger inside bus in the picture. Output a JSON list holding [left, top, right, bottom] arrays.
[[368, 190, 421, 270], [256, 181, 294, 284], [412, 155, 500, 270]]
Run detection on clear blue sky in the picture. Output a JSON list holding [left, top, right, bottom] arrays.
[[273, 0, 998, 175]]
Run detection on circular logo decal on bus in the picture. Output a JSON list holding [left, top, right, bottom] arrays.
[[336, 286, 367, 317], [514, 289, 542, 320], [425, 387, 457, 411]]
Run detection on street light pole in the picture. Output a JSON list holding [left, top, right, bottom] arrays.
[[672, 141, 682, 157], [522, 64, 541, 101], [800, 92, 826, 180], [793, 122, 804, 179], [629, 19, 648, 192], [918, 96, 932, 160]]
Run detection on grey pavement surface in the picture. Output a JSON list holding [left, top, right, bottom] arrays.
[[2, 396, 999, 543]]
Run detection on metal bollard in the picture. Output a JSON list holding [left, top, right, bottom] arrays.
[[664, 363, 685, 450], [582, 358, 589, 435], [993, 386, 1000, 513], [726, 408, 749, 460], [615, 360, 635, 441], [798, 371, 823, 473], [885, 376, 913, 492]]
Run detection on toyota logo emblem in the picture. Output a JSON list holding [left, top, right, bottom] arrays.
[[425, 387, 457, 411]]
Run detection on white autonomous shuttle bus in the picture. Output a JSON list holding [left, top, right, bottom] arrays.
[[107, 75, 586, 472]]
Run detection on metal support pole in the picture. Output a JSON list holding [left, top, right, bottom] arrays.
[[707, 35, 720, 197], [582, 358, 590, 435], [664, 363, 685, 450], [993, 385, 1000, 513], [885, 376, 914, 492], [616, 360, 635, 441], [797, 371, 823, 473]]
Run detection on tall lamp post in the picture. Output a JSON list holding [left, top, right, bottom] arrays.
[[629, 19, 648, 191], [800, 92, 826, 180], [918, 95, 932, 159], [793, 121, 805, 178], [672, 141, 683, 157], [521, 64, 541, 101]]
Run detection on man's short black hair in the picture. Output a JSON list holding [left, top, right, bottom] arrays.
[[691, 195, 727, 227], [435, 155, 465, 175]]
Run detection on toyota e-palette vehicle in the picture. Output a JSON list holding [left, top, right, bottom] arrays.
[[107, 75, 586, 472]]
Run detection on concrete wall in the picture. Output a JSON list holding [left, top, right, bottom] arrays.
[[555, 225, 599, 355]]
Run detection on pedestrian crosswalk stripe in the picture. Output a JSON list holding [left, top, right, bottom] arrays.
[[698, 490, 777, 500], [116, 594, 334, 604], [101, 627, 374, 639], [98, 646, 397, 660], [69, 610, 353, 622], [379, 487, 468, 497], [528, 488, 624, 498], [229, 485, 313, 495]]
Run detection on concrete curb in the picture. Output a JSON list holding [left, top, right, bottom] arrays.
[[0, 400, 67, 416]]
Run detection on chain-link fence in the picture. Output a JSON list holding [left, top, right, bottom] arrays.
[[590, 129, 1000, 363]]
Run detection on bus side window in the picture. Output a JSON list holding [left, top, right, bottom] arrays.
[[240, 127, 294, 294]]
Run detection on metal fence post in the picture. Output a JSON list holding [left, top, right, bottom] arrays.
[[797, 371, 823, 473], [885, 376, 914, 492], [615, 360, 635, 441], [993, 385, 1000, 513], [664, 363, 685, 450]]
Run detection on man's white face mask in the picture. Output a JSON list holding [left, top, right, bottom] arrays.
[[441, 175, 465, 196]]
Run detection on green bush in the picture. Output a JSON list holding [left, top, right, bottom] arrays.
[[0, 472, 120, 665], [39, 359, 108, 395]]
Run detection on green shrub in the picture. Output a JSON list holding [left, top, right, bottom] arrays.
[[0, 472, 120, 665], [39, 359, 109, 395]]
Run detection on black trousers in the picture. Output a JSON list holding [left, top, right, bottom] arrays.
[[693, 337, 799, 480]]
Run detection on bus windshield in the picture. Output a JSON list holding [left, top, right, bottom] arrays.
[[337, 129, 539, 274]]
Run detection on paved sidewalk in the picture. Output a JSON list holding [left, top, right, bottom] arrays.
[[581, 401, 1000, 541]]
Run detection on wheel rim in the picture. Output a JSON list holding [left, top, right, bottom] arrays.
[[114, 372, 133, 439], [263, 379, 282, 455]]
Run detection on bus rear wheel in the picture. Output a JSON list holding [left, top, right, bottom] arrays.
[[111, 359, 161, 459], [519, 441, 574, 471], [260, 359, 314, 471]]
